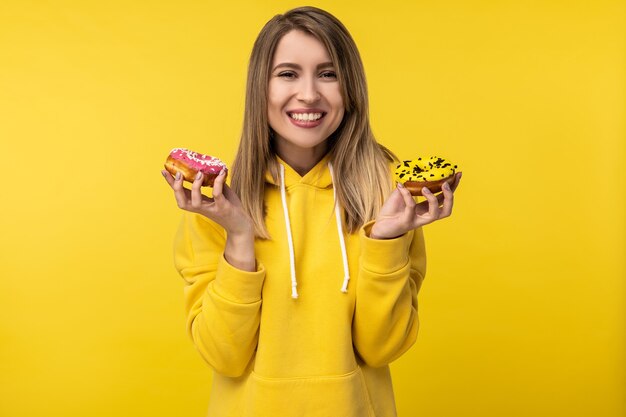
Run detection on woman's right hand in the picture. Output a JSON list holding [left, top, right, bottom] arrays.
[[161, 169, 254, 238]]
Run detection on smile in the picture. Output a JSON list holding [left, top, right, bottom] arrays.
[[288, 112, 325, 121], [286, 112, 326, 128]]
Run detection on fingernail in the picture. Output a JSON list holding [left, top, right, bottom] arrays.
[[397, 182, 404, 188], [161, 170, 166, 178], [443, 182, 450, 191], [219, 169, 226, 176], [175, 172, 181, 181], [422, 187, 431, 194], [195, 171, 202, 180]]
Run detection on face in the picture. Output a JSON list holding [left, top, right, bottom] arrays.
[[268, 30, 345, 165]]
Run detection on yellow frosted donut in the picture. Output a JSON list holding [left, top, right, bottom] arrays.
[[394, 156, 459, 196]]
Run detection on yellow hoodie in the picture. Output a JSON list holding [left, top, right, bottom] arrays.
[[173, 155, 426, 417]]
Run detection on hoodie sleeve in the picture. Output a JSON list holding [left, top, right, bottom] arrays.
[[173, 212, 265, 377], [352, 221, 426, 367]]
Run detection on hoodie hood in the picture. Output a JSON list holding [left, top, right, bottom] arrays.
[[264, 154, 334, 189]]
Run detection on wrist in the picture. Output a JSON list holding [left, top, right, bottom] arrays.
[[370, 223, 401, 240], [232, 216, 255, 235], [224, 232, 256, 272]]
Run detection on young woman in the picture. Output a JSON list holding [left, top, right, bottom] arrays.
[[162, 6, 461, 417]]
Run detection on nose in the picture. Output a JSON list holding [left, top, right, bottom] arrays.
[[296, 76, 321, 103]]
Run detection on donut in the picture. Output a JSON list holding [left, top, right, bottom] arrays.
[[394, 156, 458, 196], [164, 148, 227, 187]]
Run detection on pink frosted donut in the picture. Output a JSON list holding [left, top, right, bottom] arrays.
[[164, 148, 227, 187]]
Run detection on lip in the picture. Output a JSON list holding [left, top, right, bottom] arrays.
[[286, 109, 327, 128]]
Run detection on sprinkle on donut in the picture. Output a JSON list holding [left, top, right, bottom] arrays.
[[394, 156, 459, 196], [164, 148, 227, 187], [169, 148, 227, 175]]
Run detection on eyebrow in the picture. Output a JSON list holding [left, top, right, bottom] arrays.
[[272, 62, 335, 72]]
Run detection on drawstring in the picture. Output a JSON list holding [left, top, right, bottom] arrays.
[[279, 164, 298, 298], [328, 163, 351, 293], [278, 162, 351, 298]]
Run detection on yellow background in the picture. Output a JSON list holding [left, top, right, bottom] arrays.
[[1, 0, 624, 416]]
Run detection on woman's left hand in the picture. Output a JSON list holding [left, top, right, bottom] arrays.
[[370, 172, 462, 240]]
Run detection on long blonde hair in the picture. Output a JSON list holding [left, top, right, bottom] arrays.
[[231, 6, 397, 239]]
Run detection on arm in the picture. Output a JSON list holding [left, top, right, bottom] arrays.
[[352, 221, 426, 367], [174, 212, 265, 377], [351, 171, 461, 366]]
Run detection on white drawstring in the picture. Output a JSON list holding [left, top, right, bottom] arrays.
[[279, 164, 298, 298], [328, 162, 351, 293], [279, 162, 350, 298]]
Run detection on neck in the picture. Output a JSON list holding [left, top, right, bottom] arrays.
[[275, 143, 328, 177]]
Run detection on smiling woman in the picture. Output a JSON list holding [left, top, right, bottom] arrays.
[[161, 5, 461, 417]]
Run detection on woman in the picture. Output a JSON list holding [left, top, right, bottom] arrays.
[[162, 6, 461, 417]]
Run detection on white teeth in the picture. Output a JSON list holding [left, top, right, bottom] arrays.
[[289, 112, 322, 121]]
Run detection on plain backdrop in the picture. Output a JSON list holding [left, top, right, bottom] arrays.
[[0, 1, 624, 416]]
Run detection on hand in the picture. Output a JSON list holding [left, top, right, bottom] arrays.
[[161, 169, 254, 237], [370, 172, 462, 239]]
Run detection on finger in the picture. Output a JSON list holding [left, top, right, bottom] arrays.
[[433, 173, 461, 206], [421, 187, 440, 220], [439, 181, 455, 218], [415, 186, 444, 212], [171, 171, 190, 209], [161, 170, 175, 187], [191, 171, 204, 208], [397, 183, 417, 213], [383, 187, 406, 212], [212, 169, 227, 202], [450, 172, 462, 192]]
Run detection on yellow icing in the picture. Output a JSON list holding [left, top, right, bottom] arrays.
[[394, 156, 458, 183]]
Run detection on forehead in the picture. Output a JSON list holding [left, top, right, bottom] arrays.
[[272, 30, 333, 67]]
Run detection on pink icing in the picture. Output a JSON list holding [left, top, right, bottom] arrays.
[[169, 148, 227, 175]]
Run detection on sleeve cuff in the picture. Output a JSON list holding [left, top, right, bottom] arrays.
[[212, 254, 266, 303], [360, 221, 413, 274]]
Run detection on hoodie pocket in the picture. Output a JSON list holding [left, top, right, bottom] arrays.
[[243, 367, 375, 417]]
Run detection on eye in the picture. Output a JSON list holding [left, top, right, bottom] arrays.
[[278, 71, 296, 79], [320, 71, 337, 79]]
